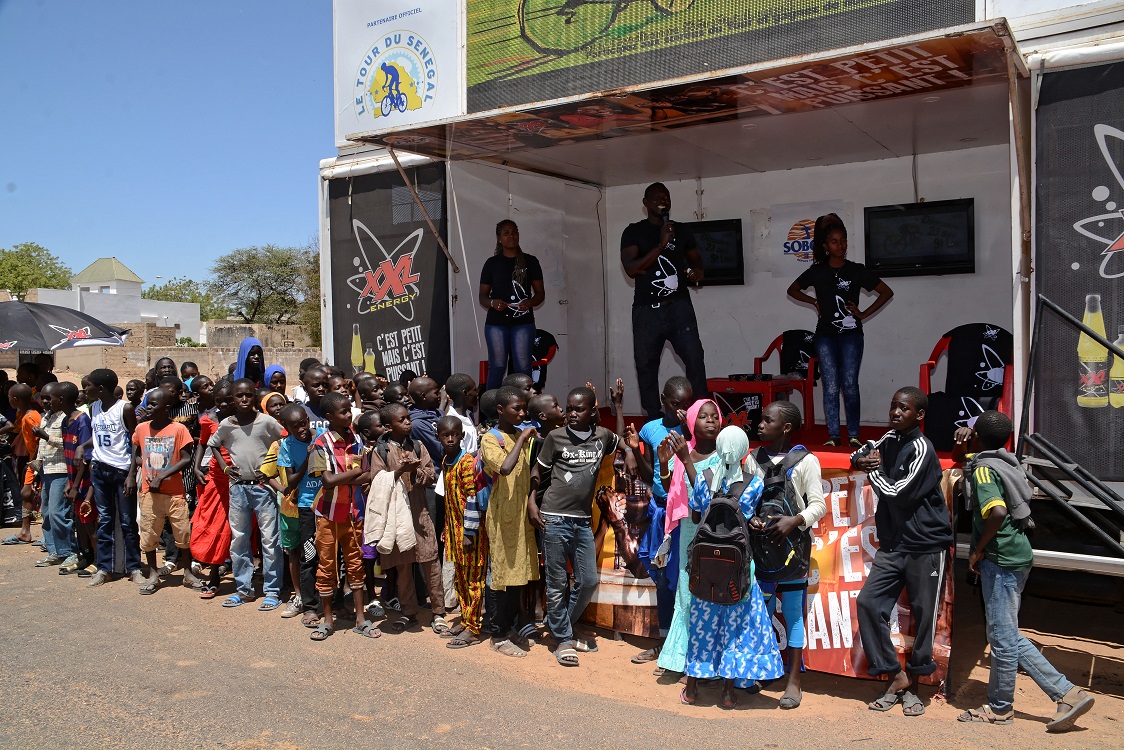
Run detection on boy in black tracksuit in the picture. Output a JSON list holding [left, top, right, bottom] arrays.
[[851, 387, 952, 716]]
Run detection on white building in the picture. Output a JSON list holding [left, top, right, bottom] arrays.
[[34, 257, 202, 342]]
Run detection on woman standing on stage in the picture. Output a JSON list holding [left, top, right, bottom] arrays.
[[478, 220, 546, 390], [786, 213, 893, 447]]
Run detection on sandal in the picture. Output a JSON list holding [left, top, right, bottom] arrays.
[[431, 615, 453, 636], [489, 638, 527, 658], [555, 642, 579, 667], [301, 611, 322, 628], [957, 705, 1012, 724], [310, 624, 333, 641], [222, 593, 252, 608], [199, 585, 217, 600], [632, 646, 661, 664], [59, 562, 80, 575], [574, 638, 598, 653], [869, 689, 903, 712], [1047, 688, 1094, 733], [719, 693, 739, 710], [447, 632, 480, 649], [138, 582, 158, 595], [386, 614, 418, 633], [2, 535, 32, 545], [257, 596, 282, 612], [353, 621, 382, 639], [680, 687, 696, 706], [901, 691, 925, 717], [517, 623, 539, 641]]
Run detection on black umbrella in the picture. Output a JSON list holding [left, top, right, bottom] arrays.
[[0, 301, 129, 352]]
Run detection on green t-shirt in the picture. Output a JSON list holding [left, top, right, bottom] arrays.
[[970, 461, 1034, 571]]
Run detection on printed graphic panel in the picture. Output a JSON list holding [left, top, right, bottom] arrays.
[[466, 0, 974, 113], [328, 164, 451, 386], [1034, 63, 1124, 481], [334, 0, 464, 146]]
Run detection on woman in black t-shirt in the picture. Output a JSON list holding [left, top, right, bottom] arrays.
[[786, 214, 893, 447], [478, 220, 546, 389]]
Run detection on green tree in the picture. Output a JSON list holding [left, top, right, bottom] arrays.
[[143, 276, 230, 322], [0, 242, 72, 299], [293, 237, 321, 346], [207, 244, 309, 324]]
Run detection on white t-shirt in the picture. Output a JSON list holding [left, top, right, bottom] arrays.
[[744, 448, 827, 532], [91, 399, 133, 471], [447, 405, 478, 455]]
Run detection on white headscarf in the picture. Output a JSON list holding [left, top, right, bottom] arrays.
[[711, 426, 749, 494]]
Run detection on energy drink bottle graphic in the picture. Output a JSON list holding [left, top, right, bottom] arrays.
[[1077, 294, 1109, 408], [351, 323, 364, 374], [1110, 326, 1124, 408], [364, 345, 377, 375]]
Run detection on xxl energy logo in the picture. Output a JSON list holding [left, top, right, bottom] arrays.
[[783, 218, 816, 262], [345, 222, 423, 321]]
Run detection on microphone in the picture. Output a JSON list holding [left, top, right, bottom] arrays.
[[661, 210, 670, 223]]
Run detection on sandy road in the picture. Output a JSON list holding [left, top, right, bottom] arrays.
[[0, 542, 1119, 749]]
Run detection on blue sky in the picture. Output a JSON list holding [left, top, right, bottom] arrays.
[[0, 1, 332, 287]]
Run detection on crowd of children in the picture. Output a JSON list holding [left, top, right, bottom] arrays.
[[0, 343, 1094, 731]]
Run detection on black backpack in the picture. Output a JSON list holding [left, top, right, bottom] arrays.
[[749, 448, 812, 583], [687, 471, 753, 605]]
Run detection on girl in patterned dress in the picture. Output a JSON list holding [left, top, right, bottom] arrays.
[[679, 426, 785, 708]]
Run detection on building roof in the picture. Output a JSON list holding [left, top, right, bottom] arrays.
[[71, 257, 144, 285]]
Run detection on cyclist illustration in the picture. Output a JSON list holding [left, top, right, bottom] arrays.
[[379, 62, 408, 116], [518, 0, 696, 56]]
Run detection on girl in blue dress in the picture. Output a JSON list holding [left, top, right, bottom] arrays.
[[677, 425, 785, 708]]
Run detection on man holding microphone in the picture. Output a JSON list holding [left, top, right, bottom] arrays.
[[620, 182, 708, 419]]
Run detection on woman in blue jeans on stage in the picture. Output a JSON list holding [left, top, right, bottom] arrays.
[[479, 220, 546, 390], [787, 214, 893, 447]]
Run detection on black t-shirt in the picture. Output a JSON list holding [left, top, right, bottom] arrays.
[[480, 253, 544, 327], [620, 219, 696, 305], [537, 425, 620, 517], [794, 260, 882, 337]]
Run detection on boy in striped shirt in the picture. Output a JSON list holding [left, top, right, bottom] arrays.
[[306, 392, 375, 641]]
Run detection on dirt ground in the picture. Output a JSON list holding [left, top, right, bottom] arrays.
[[0, 539, 1120, 750]]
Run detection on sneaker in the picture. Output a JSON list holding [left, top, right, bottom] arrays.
[[129, 569, 148, 585], [35, 554, 63, 567], [281, 595, 303, 618], [60, 553, 79, 568], [86, 570, 111, 587]]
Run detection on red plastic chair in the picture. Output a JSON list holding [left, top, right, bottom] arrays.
[[753, 330, 817, 427], [479, 330, 559, 389]]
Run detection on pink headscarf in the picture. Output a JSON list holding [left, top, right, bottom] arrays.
[[664, 398, 721, 536]]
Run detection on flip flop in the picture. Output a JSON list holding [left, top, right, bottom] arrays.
[[199, 585, 217, 600], [489, 638, 527, 658], [353, 621, 382, 639], [2, 536, 32, 545], [869, 690, 903, 712], [719, 694, 739, 710], [446, 633, 480, 649], [680, 688, 696, 706], [957, 705, 1012, 724], [632, 646, 661, 664], [555, 643, 579, 667], [138, 582, 158, 595], [901, 691, 925, 717], [301, 611, 322, 628], [310, 624, 333, 641]]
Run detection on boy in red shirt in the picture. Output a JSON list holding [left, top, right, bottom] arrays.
[[129, 388, 201, 594]]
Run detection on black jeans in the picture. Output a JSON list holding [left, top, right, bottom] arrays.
[[632, 297, 708, 418], [488, 584, 524, 638], [856, 549, 946, 677], [298, 507, 321, 614]]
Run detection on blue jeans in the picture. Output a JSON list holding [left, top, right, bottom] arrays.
[[815, 333, 864, 440], [632, 297, 708, 419], [91, 461, 142, 574], [485, 323, 536, 389], [981, 559, 1073, 713], [228, 482, 283, 599], [542, 514, 599, 644], [39, 473, 74, 558]]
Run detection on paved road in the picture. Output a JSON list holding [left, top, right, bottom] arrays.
[[1, 543, 1119, 749]]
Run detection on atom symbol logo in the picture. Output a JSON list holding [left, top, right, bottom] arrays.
[[1071, 124, 1124, 279]]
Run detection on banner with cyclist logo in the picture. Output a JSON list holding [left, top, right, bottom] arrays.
[[327, 163, 452, 386], [333, 0, 464, 147], [465, 0, 973, 113], [769, 200, 847, 276]]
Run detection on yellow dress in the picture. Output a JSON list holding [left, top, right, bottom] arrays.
[[481, 430, 540, 589]]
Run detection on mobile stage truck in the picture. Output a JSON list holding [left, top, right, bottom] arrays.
[[318, 0, 1124, 688]]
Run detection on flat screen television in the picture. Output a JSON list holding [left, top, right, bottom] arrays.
[[682, 218, 744, 286], [863, 198, 975, 277]]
